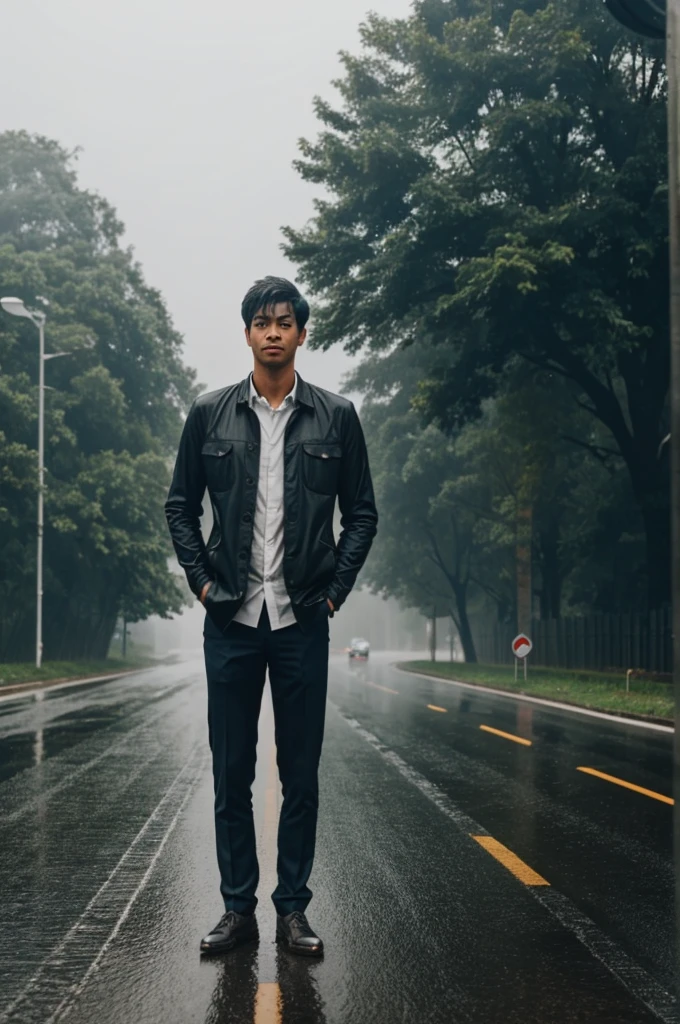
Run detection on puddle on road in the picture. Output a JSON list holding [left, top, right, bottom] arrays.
[[0, 705, 129, 783]]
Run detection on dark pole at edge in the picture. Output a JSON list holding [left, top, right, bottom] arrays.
[[668, 0, 680, 995], [604, 0, 677, 991]]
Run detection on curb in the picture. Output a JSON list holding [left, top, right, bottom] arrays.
[[0, 667, 153, 699], [393, 664, 675, 730]]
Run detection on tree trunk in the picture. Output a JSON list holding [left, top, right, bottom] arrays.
[[429, 611, 437, 661], [639, 495, 671, 609], [1, 608, 33, 662], [537, 517, 562, 620], [625, 450, 670, 608], [553, 345, 669, 609], [44, 584, 119, 660], [452, 584, 477, 662], [516, 505, 533, 633]]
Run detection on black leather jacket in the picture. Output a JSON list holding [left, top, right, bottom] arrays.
[[165, 374, 378, 630]]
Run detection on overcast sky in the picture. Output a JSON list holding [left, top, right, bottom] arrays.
[[2, 0, 411, 400]]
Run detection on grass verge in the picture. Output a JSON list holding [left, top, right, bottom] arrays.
[[397, 660, 674, 722], [0, 656, 154, 688]]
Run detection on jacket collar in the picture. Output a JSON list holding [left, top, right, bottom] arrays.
[[236, 371, 314, 409]]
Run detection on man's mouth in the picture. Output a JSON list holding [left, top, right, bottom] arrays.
[[263, 346, 283, 352]]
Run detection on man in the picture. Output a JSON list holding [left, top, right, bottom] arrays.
[[165, 276, 378, 958]]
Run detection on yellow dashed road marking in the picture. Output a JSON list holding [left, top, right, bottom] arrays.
[[254, 736, 282, 1023], [577, 766, 674, 806], [427, 704, 448, 713], [472, 836, 550, 886], [480, 724, 532, 746], [254, 982, 281, 1023], [367, 682, 399, 695]]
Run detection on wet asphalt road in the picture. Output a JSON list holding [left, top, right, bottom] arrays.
[[0, 652, 675, 1024]]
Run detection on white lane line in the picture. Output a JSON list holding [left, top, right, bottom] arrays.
[[0, 745, 207, 1024], [329, 701, 678, 1024], [392, 665, 675, 734]]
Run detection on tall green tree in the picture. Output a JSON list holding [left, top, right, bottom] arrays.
[[360, 361, 642, 658], [361, 407, 483, 660], [284, 0, 670, 607], [0, 132, 197, 660]]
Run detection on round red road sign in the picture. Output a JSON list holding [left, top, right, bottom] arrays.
[[512, 634, 533, 659]]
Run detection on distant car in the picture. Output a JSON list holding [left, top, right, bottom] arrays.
[[349, 637, 370, 660]]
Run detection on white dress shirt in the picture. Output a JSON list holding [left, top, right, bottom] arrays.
[[232, 373, 297, 630]]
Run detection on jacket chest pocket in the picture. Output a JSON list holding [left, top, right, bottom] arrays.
[[202, 440, 234, 492], [302, 442, 342, 495]]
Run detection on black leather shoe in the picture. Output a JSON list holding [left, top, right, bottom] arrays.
[[200, 910, 259, 954], [276, 911, 324, 957]]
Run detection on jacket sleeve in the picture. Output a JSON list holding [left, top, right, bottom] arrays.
[[327, 402, 379, 612], [164, 399, 214, 598]]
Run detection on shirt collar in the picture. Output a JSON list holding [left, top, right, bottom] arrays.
[[249, 372, 298, 410]]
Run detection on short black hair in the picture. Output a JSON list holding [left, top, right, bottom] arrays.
[[241, 276, 310, 332]]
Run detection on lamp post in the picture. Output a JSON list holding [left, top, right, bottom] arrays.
[[1, 297, 69, 668]]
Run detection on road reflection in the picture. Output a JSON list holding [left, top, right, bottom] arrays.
[[347, 658, 370, 684], [276, 945, 327, 1023], [204, 945, 328, 1024], [203, 946, 259, 1024]]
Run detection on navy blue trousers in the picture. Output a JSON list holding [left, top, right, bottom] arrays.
[[203, 602, 330, 917]]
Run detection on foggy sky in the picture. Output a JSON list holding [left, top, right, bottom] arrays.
[[2, 0, 412, 399]]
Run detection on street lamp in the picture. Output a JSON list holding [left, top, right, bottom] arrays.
[[1, 297, 69, 668]]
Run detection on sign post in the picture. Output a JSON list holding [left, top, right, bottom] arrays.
[[512, 633, 533, 683]]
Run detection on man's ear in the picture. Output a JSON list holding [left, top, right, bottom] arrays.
[[298, 327, 307, 348], [245, 326, 252, 349]]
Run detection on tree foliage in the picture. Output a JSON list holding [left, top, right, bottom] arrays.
[[0, 132, 197, 661], [285, 0, 670, 608], [359, 351, 647, 659]]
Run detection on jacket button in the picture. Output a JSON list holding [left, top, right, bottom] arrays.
[[247, 443, 255, 451], [246, 477, 254, 485], [243, 512, 252, 522]]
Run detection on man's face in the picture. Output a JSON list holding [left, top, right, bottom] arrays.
[[245, 302, 306, 369]]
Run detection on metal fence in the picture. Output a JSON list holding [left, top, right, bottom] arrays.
[[472, 608, 673, 674]]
